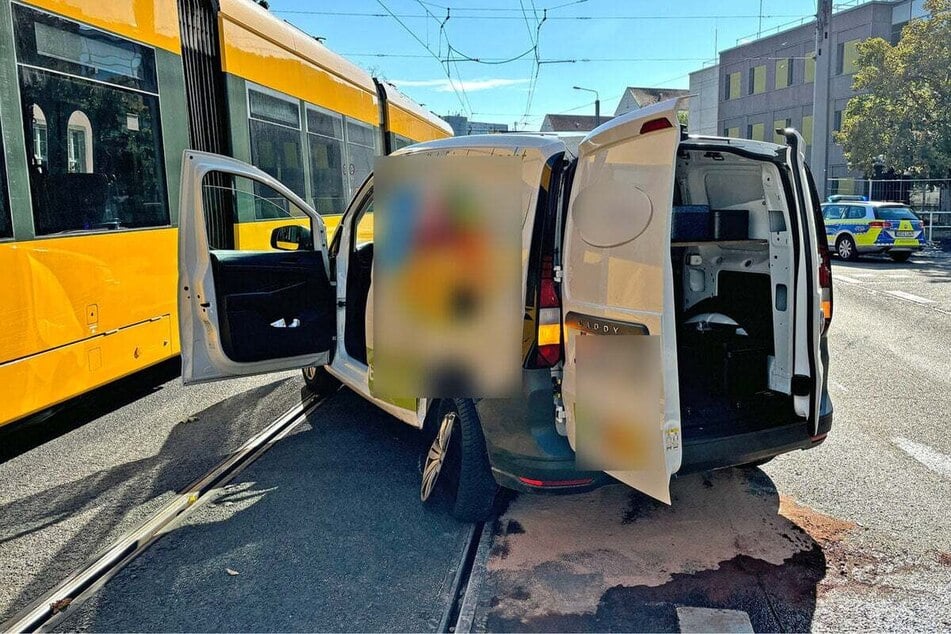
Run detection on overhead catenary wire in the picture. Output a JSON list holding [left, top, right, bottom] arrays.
[[374, 0, 469, 115]]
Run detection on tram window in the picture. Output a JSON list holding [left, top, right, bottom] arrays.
[[0, 119, 11, 239], [13, 4, 157, 93], [391, 133, 413, 151], [306, 106, 345, 215], [248, 87, 305, 201], [18, 67, 168, 235], [345, 120, 376, 197]]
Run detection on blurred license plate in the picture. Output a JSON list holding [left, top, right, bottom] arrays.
[[896, 231, 916, 238]]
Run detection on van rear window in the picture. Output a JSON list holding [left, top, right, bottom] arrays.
[[874, 207, 918, 221]]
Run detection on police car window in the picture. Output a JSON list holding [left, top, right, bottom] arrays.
[[874, 207, 918, 221], [846, 207, 865, 220], [824, 205, 843, 220]]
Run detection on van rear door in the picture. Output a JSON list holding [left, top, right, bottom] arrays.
[[783, 130, 825, 430], [560, 98, 685, 503]]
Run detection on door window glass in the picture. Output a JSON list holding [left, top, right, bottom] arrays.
[[0, 116, 10, 239], [846, 206, 865, 220], [203, 171, 310, 251], [306, 106, 345, 215], [15, 6, 169, 236], [344, 119, 377, 198], [248, 87, 305, 200]]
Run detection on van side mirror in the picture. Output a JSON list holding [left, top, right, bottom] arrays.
[[270, 224, 313, 251]]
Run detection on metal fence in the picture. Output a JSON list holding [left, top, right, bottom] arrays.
[[826, 178, 951, 242]]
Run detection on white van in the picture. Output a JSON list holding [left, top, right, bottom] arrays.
[[178, 99, 834, 521]]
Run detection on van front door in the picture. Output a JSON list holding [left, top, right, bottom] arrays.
[[178, 151, 335, 384], [561, 98, 684, 503]]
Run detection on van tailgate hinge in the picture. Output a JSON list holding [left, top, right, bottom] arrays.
[[553, 264, 563, 283]]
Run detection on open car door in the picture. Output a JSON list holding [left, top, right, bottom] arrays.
[[782, 130, 825, 431], [178, 151, 334, 384], [561, 98, 684, 503]]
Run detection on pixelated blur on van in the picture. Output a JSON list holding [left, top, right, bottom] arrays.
[[177, 98, 833, 522]]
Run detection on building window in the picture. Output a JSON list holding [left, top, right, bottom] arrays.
[[805, 52, 816, 83], [833, 109, 843, 133], [747, 123, 765, 141], [749, 65, 766, 95], [725, 71, 741, 100], [724, 126, 740, 139], [802, 114, 814, 149], [773, 118, 792, 144], [775, 58, 793, 89], [305, 105, 345, 215], [248, 85, 305, 209], [837, 39, 861, 75], [14, 4, 168, 235]]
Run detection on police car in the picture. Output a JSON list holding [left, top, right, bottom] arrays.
[[822, 197, 925, 262]]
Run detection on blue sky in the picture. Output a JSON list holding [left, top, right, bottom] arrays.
[[267, 0, 821, 130]]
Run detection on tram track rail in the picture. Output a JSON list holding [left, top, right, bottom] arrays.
[[2, 393, 322, 633]]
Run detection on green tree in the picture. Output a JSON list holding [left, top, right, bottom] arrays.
[[836, 0, 951, 178]]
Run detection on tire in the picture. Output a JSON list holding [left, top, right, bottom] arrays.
[[836, 235, 858, 261], [889, 251, 911, 263], [301, 366, 340, 398], [420, 399, 499, 522]]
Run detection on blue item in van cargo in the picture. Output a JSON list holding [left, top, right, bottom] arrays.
[[672, 205, 711, 241]]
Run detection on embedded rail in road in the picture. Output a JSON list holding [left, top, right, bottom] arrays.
[[3, 395, 320, 633]]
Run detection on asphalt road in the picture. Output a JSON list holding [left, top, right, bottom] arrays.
[[0, 362, 306, 623], [2, 251, 949, 632]]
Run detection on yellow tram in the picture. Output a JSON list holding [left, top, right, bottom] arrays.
[[0, 0, 452, 428]]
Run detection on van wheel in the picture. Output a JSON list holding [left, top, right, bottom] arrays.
[[836, 236, 858, 261], [301, 366, 340, 398], [420, 399, 499, 522], [889, 251, 911, 263]]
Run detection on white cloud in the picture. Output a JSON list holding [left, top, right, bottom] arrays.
[[392, 78, 529, 93]]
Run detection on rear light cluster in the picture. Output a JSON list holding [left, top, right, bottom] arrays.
[[818, 238, 833, 332], [869, 220, 893, 229], [532, 254, 562, 368]]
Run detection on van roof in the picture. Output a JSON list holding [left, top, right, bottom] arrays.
[[399, 133, 569, 156]]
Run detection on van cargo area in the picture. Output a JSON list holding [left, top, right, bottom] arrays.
[[671, 146, 799, 445]]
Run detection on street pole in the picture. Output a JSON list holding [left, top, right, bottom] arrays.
[[573, 85, 601, 128], [813, 0, 833, 199]]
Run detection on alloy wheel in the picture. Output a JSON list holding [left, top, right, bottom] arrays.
[[420, 412, 456, 502]]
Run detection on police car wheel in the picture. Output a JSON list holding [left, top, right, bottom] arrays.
[[420, 399, 499, 523], [836, 236, 858, 261], [889, 251, 911, 263], [301, 366, 340, 398]]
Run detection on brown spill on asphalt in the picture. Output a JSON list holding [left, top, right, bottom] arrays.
[[477, 469, 860, 632]]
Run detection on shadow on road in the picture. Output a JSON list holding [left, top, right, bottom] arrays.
[[480, 468, 840, 632], [56, 390, 471, 633], [0, 377, 296, 622]]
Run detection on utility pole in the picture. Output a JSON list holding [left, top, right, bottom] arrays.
[[813, 0, 833, 199]]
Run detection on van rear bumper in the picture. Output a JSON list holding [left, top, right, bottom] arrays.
[[488, 410, 833, 493], [679, 410, 833, 474]]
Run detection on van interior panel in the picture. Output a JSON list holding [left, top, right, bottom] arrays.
[[671, 147, 799, 444]]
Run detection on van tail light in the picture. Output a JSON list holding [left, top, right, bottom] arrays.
[[531, 254, 562, 368], [640, 117, 673, 135], [818, 237, 833, 333]]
